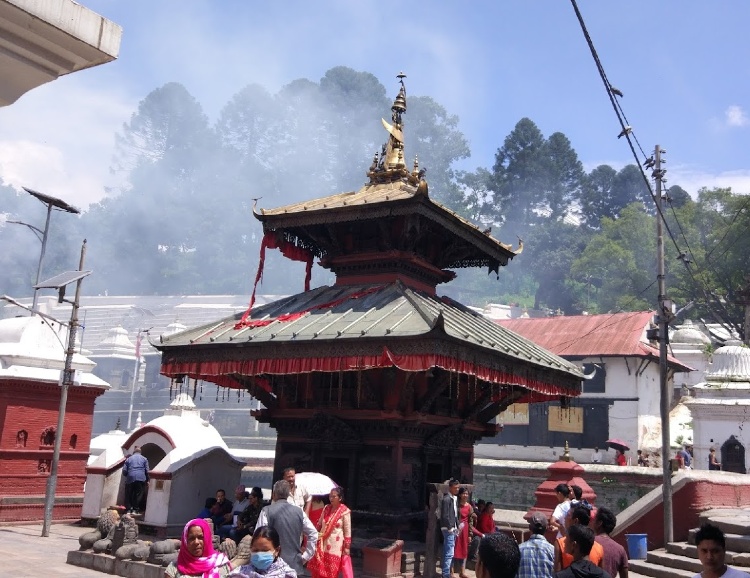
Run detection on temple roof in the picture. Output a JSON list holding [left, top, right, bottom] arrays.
[[497, 311, 692, 371], [157, 281, 583, 393], [254, 180, 520, 265]]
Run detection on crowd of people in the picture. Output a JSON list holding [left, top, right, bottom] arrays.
[[164, 467, 351, 578], [592, 443, 723, 471], [159, 468, 744, 578]]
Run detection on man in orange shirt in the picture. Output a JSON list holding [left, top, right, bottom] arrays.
[[554, 504, 604, 571]]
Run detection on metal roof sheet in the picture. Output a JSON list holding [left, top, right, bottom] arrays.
[[158, 282, 582, 379], [496, 312, 692, 371]]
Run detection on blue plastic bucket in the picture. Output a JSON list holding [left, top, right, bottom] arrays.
[[625, 534, 648, 560]]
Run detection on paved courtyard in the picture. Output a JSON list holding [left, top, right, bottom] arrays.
[[0, 523, 107, 577]]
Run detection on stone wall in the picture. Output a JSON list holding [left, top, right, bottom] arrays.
[[472, 458, 663, 514]]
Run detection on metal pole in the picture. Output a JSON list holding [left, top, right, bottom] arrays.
[[31, 203, 53, 315], [655, 145, 673, 544], [41, 239, 87, 537], [127, 331, 141, 430]]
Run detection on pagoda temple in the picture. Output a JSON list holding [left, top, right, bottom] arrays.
[[156, 76, 583, 532]]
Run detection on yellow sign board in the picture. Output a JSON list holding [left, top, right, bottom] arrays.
[[548, 407, 583, 433], [499, 403, 529, 426]]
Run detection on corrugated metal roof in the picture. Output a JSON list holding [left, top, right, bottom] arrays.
[[496, 312, 692, 371], [159, 282, 582, 378]]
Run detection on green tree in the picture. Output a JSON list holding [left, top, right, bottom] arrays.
[[570, 203, 656, 313]]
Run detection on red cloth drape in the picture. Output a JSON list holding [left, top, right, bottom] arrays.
[[239, 232, 314, 327], [161, 346, 577, 399]]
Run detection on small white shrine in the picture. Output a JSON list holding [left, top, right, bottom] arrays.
[[670, 320, 712, 395], [685, 339, 750, 474], [82, 393, 244, 534]]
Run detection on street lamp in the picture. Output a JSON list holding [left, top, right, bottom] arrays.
[[7, 187, 80, 315], [31, 240, 90, 537]]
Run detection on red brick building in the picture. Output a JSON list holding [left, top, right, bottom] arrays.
[[0, 315, 109, 522]]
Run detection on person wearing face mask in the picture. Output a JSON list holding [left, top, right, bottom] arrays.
[[230, 526, 297, 578]]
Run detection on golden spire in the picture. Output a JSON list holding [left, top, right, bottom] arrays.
[[368, 72, 415, 185]]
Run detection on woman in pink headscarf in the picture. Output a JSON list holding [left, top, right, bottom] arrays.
[[165, 518, 232, 578]]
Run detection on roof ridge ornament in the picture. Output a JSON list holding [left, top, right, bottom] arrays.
[[367, 72, 427, 193]]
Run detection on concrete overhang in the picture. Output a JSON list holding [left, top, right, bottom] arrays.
[[0, 0, 122, 106]]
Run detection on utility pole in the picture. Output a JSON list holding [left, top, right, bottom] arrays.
[[40, 240, 89, 537], [653, 145, 675, 545]]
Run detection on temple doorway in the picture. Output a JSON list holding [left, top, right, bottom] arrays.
[[721, 435, 746, 474], [322, 456, 350, 494]]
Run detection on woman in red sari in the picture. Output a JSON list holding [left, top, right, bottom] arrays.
[[308, 487, 352, 578], [452, 487, 480, 578]]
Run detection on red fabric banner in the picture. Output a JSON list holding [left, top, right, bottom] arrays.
[[239, 232, 314, 327]]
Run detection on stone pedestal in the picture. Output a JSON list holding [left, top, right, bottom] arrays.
[[527, 452, 597, 526], [362, 538, 404, 578]]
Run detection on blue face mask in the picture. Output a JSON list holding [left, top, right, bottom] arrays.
[[251, 551, 276, 571]]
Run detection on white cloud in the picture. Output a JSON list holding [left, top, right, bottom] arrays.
[[725, 105, 749, 128], [0, 75, 134, 208], [669, 165, 750, 196]]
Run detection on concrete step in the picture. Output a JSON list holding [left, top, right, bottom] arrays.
[[666, 541, 750, 565], [688, 529, 750, 554], [647, 549, 702, 573], [699, 512, 750, 536], [628, 559, 695, 578]]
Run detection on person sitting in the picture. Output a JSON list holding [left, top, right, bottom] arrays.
[[475, 501, 497, 537], [230, 487, 265, 544], [475, 532, 520, 578], [615, 450, 627, 466], [556, 524, 611, 578], [218, 486, 251, 541], [229, 526, 297, 578], [165, 518, 232, 577], [198, 497, 218, 520], [210, 490, 234, 530], [555, 505, 604, 571]]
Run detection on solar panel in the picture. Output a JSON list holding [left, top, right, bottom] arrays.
[[34, 270, 92, 289], [22, 187, 80, 214]]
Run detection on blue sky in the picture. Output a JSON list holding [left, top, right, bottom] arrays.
[[1, 0, 749, 207]]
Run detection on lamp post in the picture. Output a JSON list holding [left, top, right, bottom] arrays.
[[33, 240, 91, 537], [7, 187, 80, 315]]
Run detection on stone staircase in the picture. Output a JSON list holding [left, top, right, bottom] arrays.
[[628, 508, 750, 578]]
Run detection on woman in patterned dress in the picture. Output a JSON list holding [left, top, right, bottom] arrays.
[[307, 487, 352, 578]]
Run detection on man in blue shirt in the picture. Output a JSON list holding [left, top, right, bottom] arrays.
[[518, 511, 554, 578], [678, 445, 693, 469], [122, 446, 149, 514]]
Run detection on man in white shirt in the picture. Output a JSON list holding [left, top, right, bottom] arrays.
[[591, 447, 603, 464], [283, 467, 311, 516], [550, 483, 572, 539], [693, 522, 750, 578]]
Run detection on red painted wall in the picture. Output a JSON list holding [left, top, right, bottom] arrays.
[[0, 378, 104, 522], [614, 477, 750, 550]]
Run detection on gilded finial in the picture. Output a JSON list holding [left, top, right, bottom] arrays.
[[562, 440, 571, 462], [368, 73, 411, 184]]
